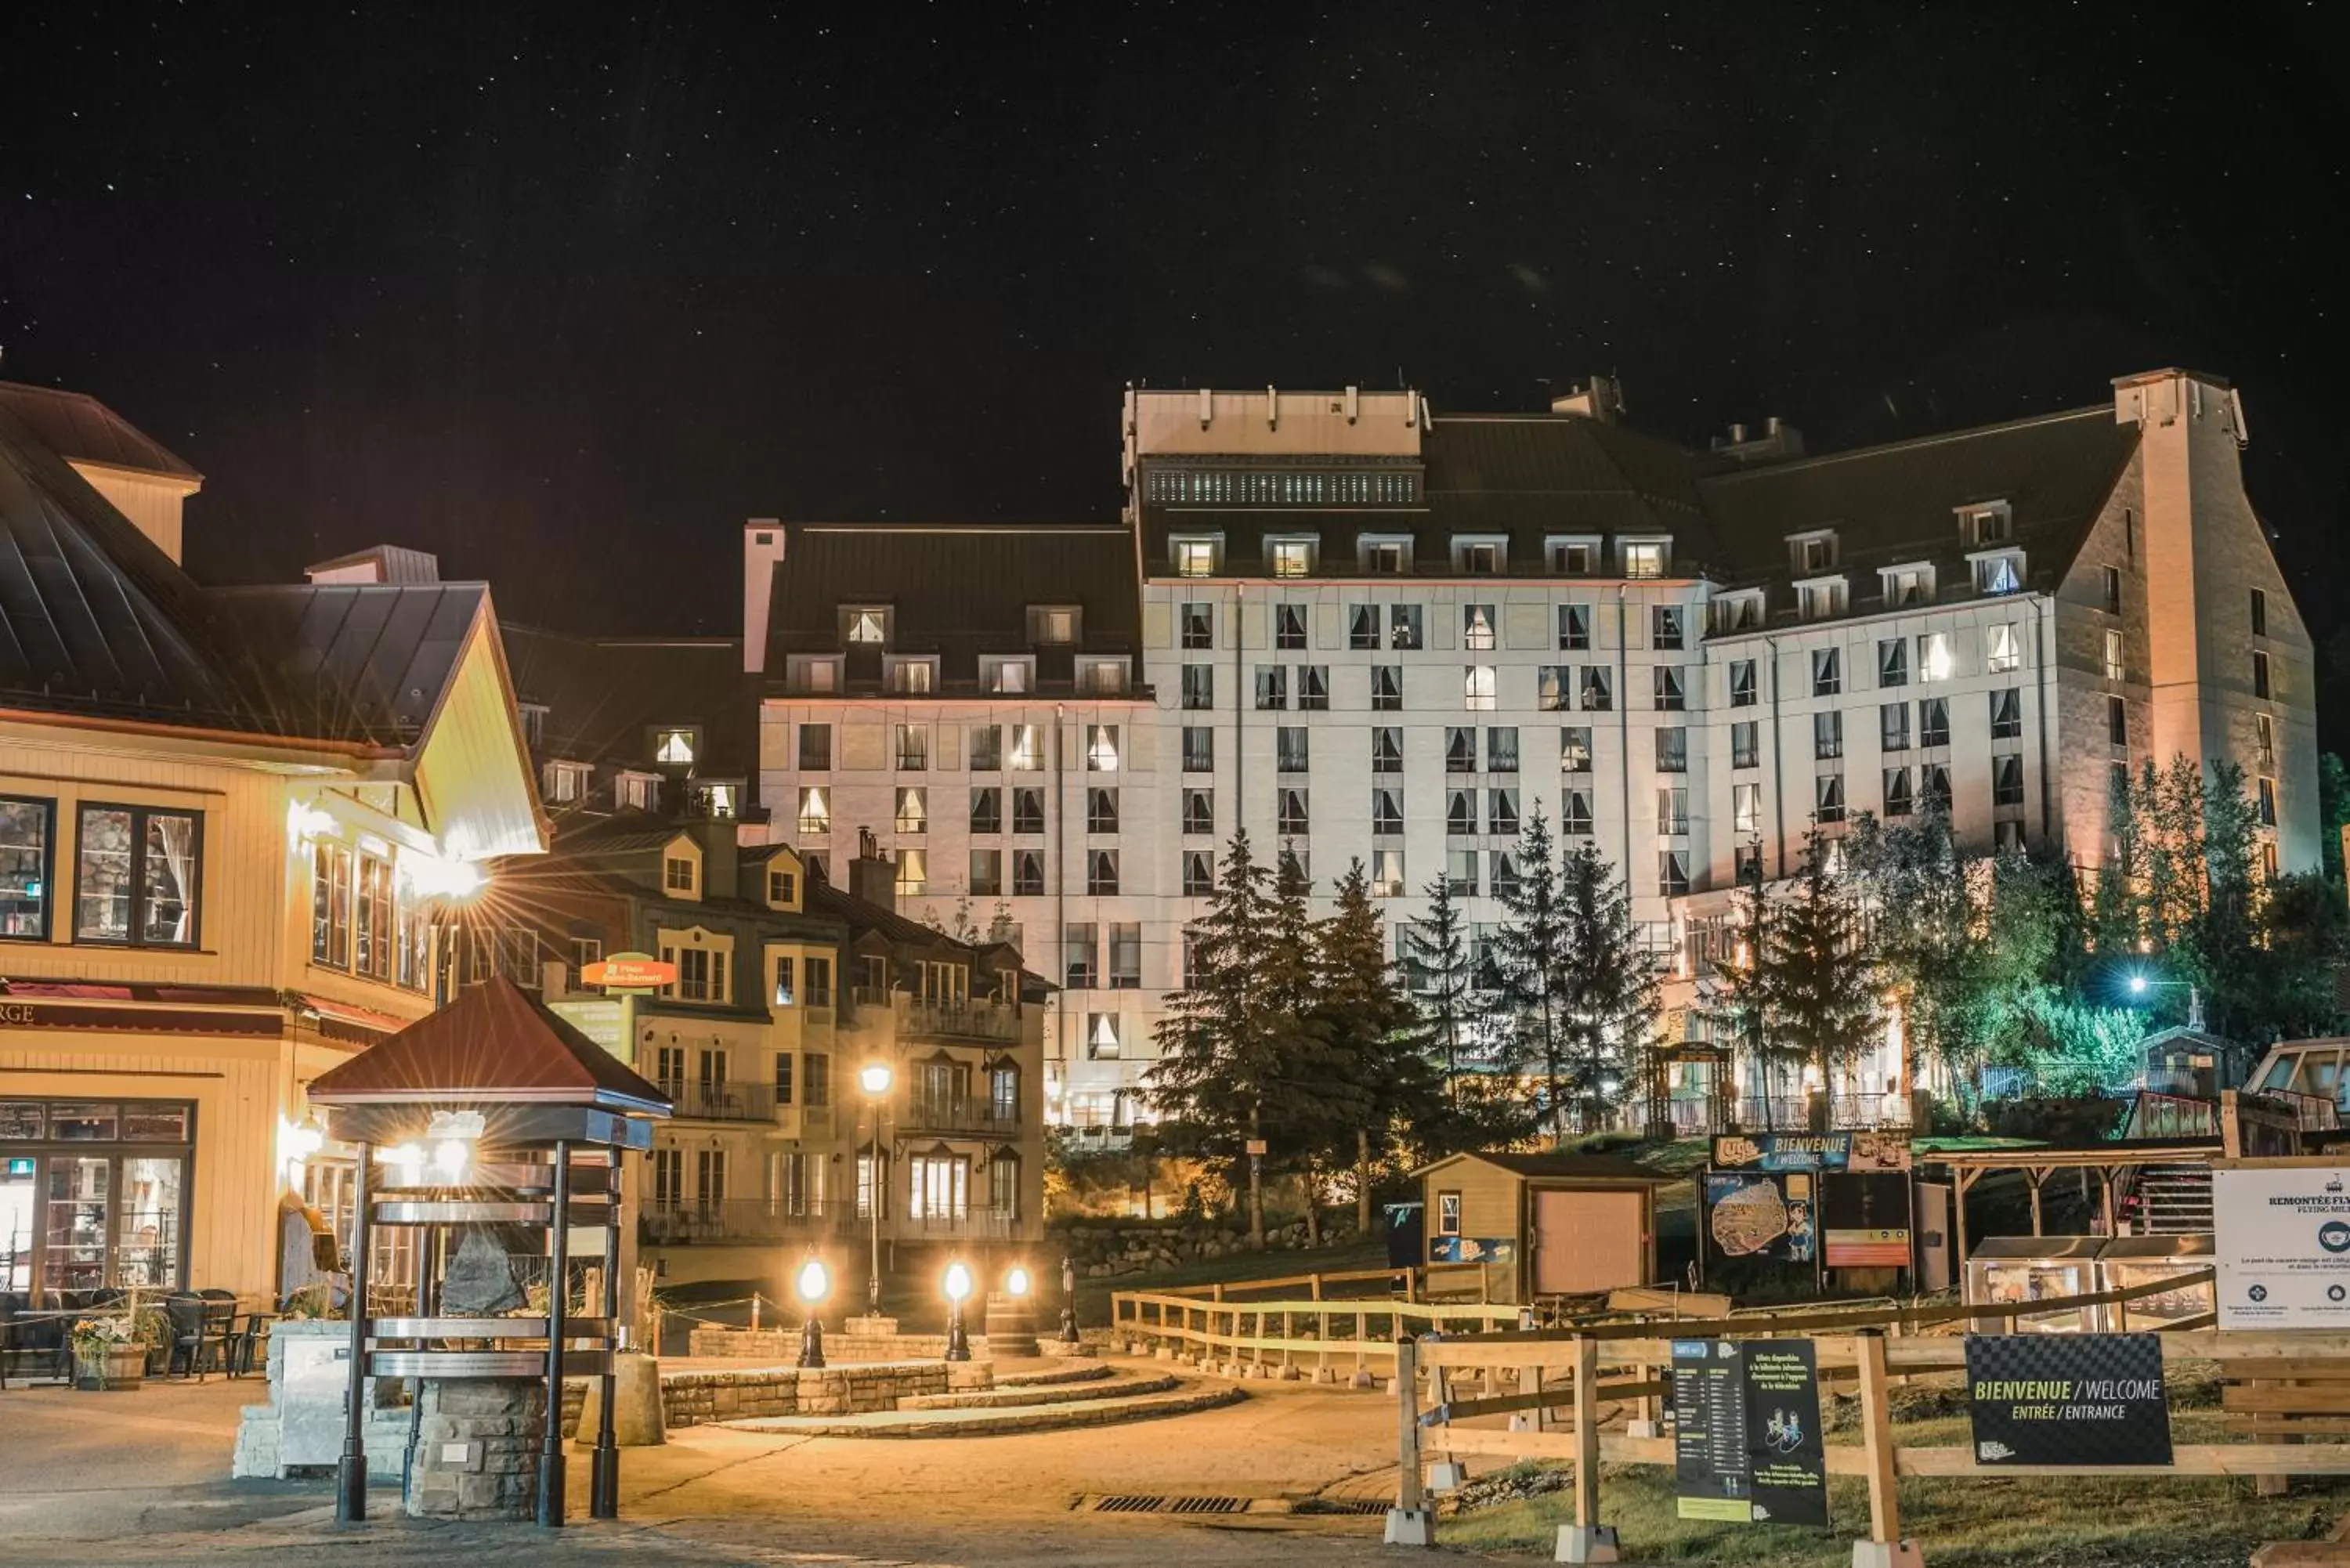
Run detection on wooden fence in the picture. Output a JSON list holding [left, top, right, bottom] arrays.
[[1392, 1268, 2350, 1559]]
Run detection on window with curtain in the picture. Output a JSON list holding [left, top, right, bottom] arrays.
[[76, 804, 201, 946], [0, 797, 54, 940]]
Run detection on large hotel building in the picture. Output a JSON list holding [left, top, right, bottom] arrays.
[[749, 369, 2319, 1133]]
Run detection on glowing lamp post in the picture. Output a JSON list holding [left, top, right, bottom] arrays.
[[1059, 1254, 1080, 1344], [795, 1256, 830, 1368], [859, 1063, 894, 1316], [942, 1259, 974, 1362]]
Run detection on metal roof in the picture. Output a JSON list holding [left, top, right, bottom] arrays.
[[0, 381, 201, 479], [761, 522, 1141, 683], [0, 396, 500, 747], [501, 625, 756, 775]]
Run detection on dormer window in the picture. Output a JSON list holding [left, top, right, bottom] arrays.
[[1453, 537, 1506, 574], [1548, 537, 1598, 575], [790, 655, 841, 694], [692, 782, 737, 819], [663, 854, 696, 893], [1881, 564, 1935, 607], [1360, 536, 1411, 574], [767, 864, 798, 907], [1622, 539, 1670, 580], [1972, 550, 2025, 596], [983, 656, 1032, 695], [616, 770, 659, 811], [1172, 537, 1220, 577], [1795, 577, 1847, 620], [887, 657, 937, 695], [1788, 529, 1838, 574], [653, 727, 698, 766], [845, 607, 888, 645], [1962, 504, 2013, 547], [517, 703, 548, 746], [1081, 658, 1129, 696], [543, 761, 590, 804], [1029, 606, 1079, 645], [1268, 537, 1317, 578], [1712, 591, 1765, 634]]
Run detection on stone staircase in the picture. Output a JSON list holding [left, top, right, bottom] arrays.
[[720, 1361, 1238, 1437]]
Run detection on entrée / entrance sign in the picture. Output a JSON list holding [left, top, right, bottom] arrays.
[[1670, 1338, 1828, 1526], [1965, 1334, 2172, 1466]]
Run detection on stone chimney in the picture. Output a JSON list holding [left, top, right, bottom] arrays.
[[304, 544, 442, 583], [1708, 415, 1806, 466], [848, 826, 896, 910], [1550, 375, 1623, 424]]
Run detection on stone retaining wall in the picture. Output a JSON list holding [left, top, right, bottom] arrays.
[[687, 1324, 996, 1364]]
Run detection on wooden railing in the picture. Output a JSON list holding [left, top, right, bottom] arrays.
[[1108, 1274, 1520, 1379], [1390, 1267, 2350, 1559]]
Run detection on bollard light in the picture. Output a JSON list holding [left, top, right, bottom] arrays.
[[796, 1256, 830, 1368], [942, 1259, 973, 1362]]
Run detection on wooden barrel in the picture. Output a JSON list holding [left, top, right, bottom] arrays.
[[983, 1292, 1037, 1356]]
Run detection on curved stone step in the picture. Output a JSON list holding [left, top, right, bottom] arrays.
[[899, 1373, 1177, 1411], [721, 1381, 1243, 1438], [996, 1362, 1116, 1389]]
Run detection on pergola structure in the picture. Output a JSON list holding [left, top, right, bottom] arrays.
[[1640, 1040, 1735, 1140], [1930, 1139, 2221, 1271], [306, 977, 670, 1527]]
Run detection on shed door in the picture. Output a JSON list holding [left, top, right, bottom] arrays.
[[1532, 1189, 1643, 1296]]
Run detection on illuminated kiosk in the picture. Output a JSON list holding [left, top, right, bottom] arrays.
[[304, 977, 671, 1527]]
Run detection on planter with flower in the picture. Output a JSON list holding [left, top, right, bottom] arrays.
[[70, 1314, 146, 1391]]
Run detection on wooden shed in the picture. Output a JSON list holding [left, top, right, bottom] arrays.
[[1415, 1151, 1674, 1305]]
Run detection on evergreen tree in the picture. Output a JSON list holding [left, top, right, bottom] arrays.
[[1711, 853, 1795, 1128], [1754, 830, 1881, 1124], [1147, 830, 1332, 1247], [1554, 839, 1660, 1133], [1312, 861, 1434, 1232], [1490, 810, 1574, 1136], [1399, 870, 1478, 1103]]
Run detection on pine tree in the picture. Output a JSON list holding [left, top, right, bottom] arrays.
[[1313, 861, 1434, 1231], [1490, 810, 1574, 1136], [1148, 829, 1324, 1248], [1554, 840, 1659, 1133], [1399, 870, 1478, 1103], [1755, 830, 1880, 1125]]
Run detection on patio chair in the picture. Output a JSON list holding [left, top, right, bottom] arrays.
[[163, 1293, 232, 1381], [0, 1292, 70, 1389]]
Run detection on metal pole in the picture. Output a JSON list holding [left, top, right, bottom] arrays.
[[867, 1101, 882, 1317], [335, 1140, 374, 1526], [537, 1140, 572, 1528], [590, 1151, 621, 1519], [1058, 1254, 1079, 1344]]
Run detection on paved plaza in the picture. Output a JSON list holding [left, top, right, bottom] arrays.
[[0, 1357, 1441, 1566]]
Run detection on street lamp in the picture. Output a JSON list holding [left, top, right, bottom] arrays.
[[942, 1259, 973, 1362], [795, 1255, 830, 1368], [2124, 970, 2205, 1029], [859, 1062, 893, 1317], [1059, 1254, 1080, 1345]]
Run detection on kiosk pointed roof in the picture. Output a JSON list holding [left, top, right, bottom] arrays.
[[307, 976, 670, 1115]]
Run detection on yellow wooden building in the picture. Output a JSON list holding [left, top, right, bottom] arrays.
[[0, 385, 544, 1307]]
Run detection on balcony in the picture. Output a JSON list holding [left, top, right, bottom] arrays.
[[656, 1079, 779, 1122], [848, 990, 1021, 1044], [893, 1207, 1020, 1241], [902, 1094, 1021, 1138], [639, 1199, 833, 1246]]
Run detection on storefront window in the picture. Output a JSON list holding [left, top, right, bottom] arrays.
[[0, 1099, 193, 1299]]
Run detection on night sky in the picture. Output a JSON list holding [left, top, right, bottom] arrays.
[[4, 4, 2344, 742]]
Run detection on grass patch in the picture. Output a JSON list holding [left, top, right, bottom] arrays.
[[1440, 1401, 2349, 1564]]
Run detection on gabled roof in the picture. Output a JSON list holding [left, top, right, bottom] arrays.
[[306, 975, 671, 1113], [0, 392, 525, 756], [0, 381, 201, 479], [761, 522, 1141, 685], [1415, 1150, 1678, 1183]]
